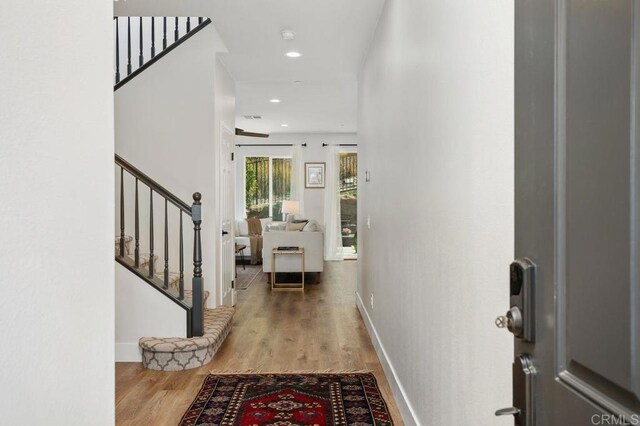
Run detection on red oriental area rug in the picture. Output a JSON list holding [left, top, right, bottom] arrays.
[[179, 373, 394, 426]]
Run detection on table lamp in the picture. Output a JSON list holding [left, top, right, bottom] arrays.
[[281, 200, 300, 222]]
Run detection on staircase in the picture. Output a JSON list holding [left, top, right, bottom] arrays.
[[114, 16, 212, 90], [114, 16, 233, 371]]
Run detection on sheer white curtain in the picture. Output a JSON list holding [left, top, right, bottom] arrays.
[[324, 146, 343, 261], [290, 144, 305, 218]]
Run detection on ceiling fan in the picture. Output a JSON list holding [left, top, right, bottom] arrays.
[[235, 128, 269, 138]]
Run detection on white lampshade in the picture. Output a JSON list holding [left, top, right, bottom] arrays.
[[281, 200, 300, 215]]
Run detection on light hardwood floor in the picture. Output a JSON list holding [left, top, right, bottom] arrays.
[[116, 261, 403, 425]]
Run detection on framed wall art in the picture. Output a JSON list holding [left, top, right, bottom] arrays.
[[305, 162, 326, 188]]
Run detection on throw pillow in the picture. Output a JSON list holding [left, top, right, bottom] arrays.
[[286, 220, 308, 232], [259, 217, 273, 229], [302, 220, 319, 232]]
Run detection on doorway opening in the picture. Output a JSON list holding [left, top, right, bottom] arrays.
[[339, 152, 357, 259]]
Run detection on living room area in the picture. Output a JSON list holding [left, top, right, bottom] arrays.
[[233, 133, 358, 293]]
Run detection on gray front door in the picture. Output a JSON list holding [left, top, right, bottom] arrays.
[[512, 0, 640, 424]]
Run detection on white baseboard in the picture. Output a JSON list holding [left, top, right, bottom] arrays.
[[355, 291, 420, 425], [115, 343, 142, 362]]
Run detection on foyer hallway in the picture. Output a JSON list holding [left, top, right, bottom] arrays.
[[115, 261, 403, 425]]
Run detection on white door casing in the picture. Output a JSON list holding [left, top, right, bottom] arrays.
[[220, 123, 236, 306]]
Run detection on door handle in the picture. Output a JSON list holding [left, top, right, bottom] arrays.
[[495, 354, 535, 425], [495, 407, 521, 417], [222, 230, 229, 236]]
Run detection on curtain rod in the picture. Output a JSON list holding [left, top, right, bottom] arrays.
[[235, 143, 307, 147], [322, 143, 357, 147]]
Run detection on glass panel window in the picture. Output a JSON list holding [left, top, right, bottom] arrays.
[[245, 156, 291, 221], [272, 158, 292, 221]]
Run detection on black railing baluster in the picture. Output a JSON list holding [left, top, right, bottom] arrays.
[[139, 17, 144, 67], [186, 17, 191, 32], [119, 167, 125, 257], [163, 199, 169, 289], [179, 212, 184, 300], [115, 18, 212, 91], [163, 17, 167, 50], [198, 17, 203, 24], [134, 177, 140, 267], [127, 17, 132, 75], [151, 17, 156, 58], [114, 154, 206, 339], [191, 192, 203, 337], [115, 18, 121, 83], [149, 188, 155, 277]]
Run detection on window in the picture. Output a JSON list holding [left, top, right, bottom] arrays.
[[245, 156, 292, 221]]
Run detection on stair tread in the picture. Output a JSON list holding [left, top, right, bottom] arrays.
[[116, 253, 208, 307]]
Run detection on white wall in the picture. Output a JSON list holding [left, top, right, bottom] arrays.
[[115, 263, 187, 361], [0, 0, 114, 424], [115, 24, 227, 308], [357, 1, 514, 424], [234, 133, 357, 225]]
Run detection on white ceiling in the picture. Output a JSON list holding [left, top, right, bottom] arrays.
[[208, 0, 386, 134]]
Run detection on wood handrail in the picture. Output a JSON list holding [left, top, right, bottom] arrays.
[[115, 155, 204, 337], [115, 154, 191, 214]]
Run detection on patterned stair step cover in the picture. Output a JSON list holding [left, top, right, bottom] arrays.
[[183, 289, 210, 310], [139, 305, 235, 371], [154, 271, 181, 289]]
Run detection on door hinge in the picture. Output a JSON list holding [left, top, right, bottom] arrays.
[[231, 152, 234, 161], [231, 280, 235, 289]]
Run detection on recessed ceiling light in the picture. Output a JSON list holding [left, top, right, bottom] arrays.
[[281, 124, 289, 127], [294, 80, 302, 85], [269, 98, 281, 103], [285, 51, 302, 58], [281, 30, 296, 40]]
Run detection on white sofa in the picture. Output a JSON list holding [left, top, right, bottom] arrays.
[[235, 217, 273, 259], [262, 228, 324, 274]]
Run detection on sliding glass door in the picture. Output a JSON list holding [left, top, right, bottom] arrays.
[[245, 156, 291, 221], [339, 152, 357, 258]]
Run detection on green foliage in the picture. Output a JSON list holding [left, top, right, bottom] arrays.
[[245, 164, 258, 209], [245, 156, 291, 219]]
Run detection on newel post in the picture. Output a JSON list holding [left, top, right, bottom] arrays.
[[191, 192, 204, 337]]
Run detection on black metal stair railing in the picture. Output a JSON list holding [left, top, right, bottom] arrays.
[[113, 16, 211, 91], [115, 154, 204, 337]]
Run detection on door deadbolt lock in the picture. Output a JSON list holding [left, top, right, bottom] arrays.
[[496, 258, 535, 342], [495, 306, 524, 337]]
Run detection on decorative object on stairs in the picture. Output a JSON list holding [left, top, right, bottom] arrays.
[[178, 373, 394, 425], [139, 305, 234, 371]]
